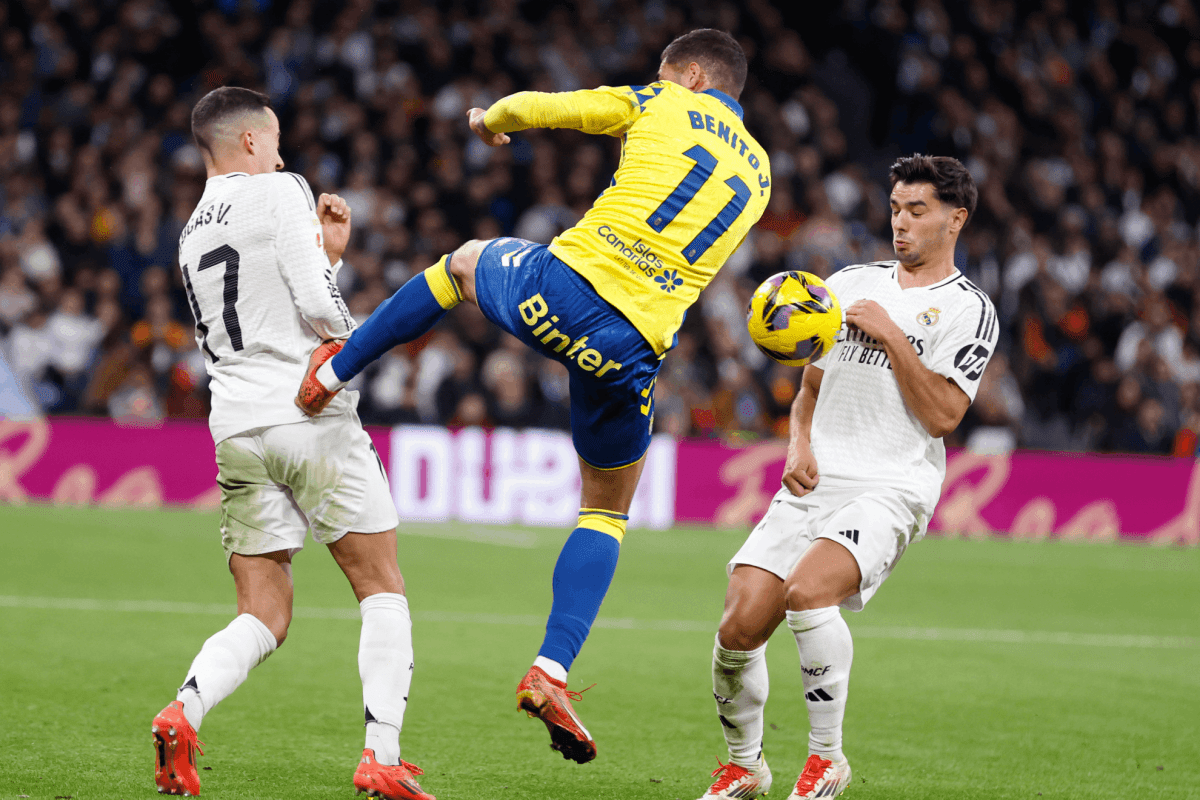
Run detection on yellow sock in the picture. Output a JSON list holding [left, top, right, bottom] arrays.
[[577, 508, 629, 543]]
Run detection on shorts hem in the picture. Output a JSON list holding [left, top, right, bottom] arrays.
[[727, 536, 869, 613], [222, 541, 303, 565], [726, 557, 788, 581], [578, 450, 648, 471]]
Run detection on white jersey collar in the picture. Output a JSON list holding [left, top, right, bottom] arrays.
[[892, 264, 962, 291]]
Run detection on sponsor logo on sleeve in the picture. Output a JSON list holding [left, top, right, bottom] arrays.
[[953, 343, 990, 381]]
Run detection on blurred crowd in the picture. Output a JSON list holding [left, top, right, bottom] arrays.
[[1, 0, 1199, 457]]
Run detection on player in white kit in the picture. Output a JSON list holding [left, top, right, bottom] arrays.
[[697, 155, 996, 800], [150, 88, 434, 800]]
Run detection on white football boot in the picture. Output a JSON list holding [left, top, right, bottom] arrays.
[[788, 754, 852, 798], [697, 754, 773, 799]]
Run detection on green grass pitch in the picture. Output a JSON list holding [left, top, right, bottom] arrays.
[[1, 505, 1198, 800]]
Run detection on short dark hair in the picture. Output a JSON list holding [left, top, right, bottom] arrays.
[[191, 87, 272, 153], [889, 154, 978, 225], [661, 29, 748, 99]]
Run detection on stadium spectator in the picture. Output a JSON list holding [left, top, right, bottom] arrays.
[[1, 0, 1199, 458]]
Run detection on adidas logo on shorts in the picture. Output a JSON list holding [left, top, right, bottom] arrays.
[[835, 529, 859, 545]]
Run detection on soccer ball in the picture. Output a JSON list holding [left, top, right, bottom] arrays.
[[746, 271, 843, 366]]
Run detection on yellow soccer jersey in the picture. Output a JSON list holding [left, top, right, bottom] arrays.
[[484, 81, 771, 354]]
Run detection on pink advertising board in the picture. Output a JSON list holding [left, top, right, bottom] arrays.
[[1, 417, 1195, 545], [0, 417, 390, 509], [671, 439, 1198, 545]]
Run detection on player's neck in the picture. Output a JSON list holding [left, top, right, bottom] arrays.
[[895, 256, 957, 290], [206, 154, 267, 179]]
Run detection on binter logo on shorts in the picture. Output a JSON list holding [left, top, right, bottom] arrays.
[[519, 293, 625, 377]]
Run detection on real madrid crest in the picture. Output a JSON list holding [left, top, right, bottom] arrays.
[[917, 307, 940, 326]]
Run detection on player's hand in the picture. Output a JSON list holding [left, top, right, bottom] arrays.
[[295, 339, 344, 417], [845, 300, 904, 347], [467, 107, 510, 147], [782, 437, 820, 498], [317, 193, 351, 265]]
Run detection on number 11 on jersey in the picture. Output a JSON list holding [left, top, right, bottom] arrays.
[[646, 144, 750, 265]]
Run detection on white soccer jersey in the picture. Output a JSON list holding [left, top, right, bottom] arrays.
[[808, 261, 998, 514], [178, 171, 355, 443]]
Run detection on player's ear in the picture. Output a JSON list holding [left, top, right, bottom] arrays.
[[676, 61, 699, 90], [950, 207, 968, 233]]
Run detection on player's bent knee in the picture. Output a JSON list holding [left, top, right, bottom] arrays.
[[449, 239, 486, 277], [784, 578, 842, 612], [717, 619, 770, 652]]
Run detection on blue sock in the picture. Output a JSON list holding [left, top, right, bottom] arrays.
[[538, 515, 625, 671], [332, 256, 461, 382]]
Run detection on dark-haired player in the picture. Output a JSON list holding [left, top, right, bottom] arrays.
[[696, 155, 995, 800], [151, 87, 434, 800], [297, 29, 770, 763]]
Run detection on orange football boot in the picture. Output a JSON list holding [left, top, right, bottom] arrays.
[[353, 749, 435, 800], [516, 666, 597, 764], [295, 339, 345, 417], [152, 701, 204, 796]]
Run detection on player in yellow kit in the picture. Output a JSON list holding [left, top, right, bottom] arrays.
[[297, 28, 769, 765]]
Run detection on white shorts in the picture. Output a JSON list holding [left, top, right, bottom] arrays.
[[729, 480, 928, 611], [215, 409, 399, 561]]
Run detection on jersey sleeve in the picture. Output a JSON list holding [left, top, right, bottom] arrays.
[[270, 173, 355, 340], [927, 287, 998, 402], [484, 86, 639, 137]]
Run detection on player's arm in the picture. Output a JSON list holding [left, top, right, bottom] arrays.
[[272, 174, 355, 341], [468, 87, 638, 145], [845, 300, 972, 438], [781, 365, 823, 497]]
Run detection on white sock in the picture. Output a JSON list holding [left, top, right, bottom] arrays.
[[712, 636, 769, 768], [786, 607, 852, 762], [176, 613, 277, 731], [316, 360, 347, 391], [533, 655, 568, 683], [359, 593, 414, 766]]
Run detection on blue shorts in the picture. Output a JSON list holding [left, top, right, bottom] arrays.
[[473, 237, 661, 469]]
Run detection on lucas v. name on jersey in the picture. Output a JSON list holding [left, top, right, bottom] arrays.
[[179, 201, 235, 249]]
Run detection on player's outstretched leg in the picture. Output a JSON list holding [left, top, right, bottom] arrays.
[[297, 254, 465, 415], [517, 508, 626, 763], [154, 612, 278, 795]]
